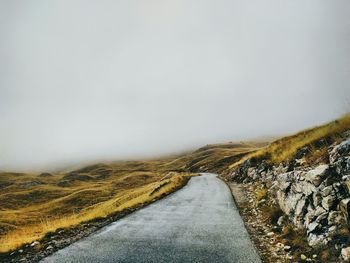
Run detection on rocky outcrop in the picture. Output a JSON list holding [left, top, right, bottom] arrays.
[[231, 138, 350, 261], [276, 164, 348, 247]]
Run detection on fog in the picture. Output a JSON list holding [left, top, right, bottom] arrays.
[[1, 0, 350, 171]]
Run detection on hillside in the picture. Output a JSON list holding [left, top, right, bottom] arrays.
[[225, 114, 350, 263], [1, 114, 350, 262], [0, 141, 266, 255]]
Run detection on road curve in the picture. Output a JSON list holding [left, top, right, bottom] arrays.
[[41, 173, 261, 263]]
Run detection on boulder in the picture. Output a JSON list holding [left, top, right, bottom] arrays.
[[342, 247, 350, 262], [304, 165, 329, 187], [330, 140, 350, 163], [292, 181, 316, 196]]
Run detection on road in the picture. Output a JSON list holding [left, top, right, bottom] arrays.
[[41, 173, 261, 263]]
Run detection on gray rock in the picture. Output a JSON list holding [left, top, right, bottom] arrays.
[[308, 233, 325, 247], [46, 245, 53, 250], [307, 222, 320, 233], [283, 245, 291, 251], [304, 165, 329, 187], [328, 211, 346, 226], [339, 198, 350, 221], [333, 157, 350, 175], [295, 198, 306, 218], [314, 206, 327, 217], [312, 192, 322, 207], [292, 181, 316, 195], [328, 225, 337, 235], [304, 210, 315, 227], [277, 191, 303, 215], [30, 241, 40, 247], [330, 140, 350, 163], [315, 211, 328, 224], [267, 232, 274, 237], [321, 194, 336, 211], [321, 185, 334, 197], [342, 247, 350, 262]]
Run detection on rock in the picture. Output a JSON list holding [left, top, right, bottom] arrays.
[[267, 232, 274, 237], [314, 206, 327, 217], [30, 241, 40, 247], [46, 245, 53, 250], [258, 199, 266, 205], [328, 225, 337, 236], [315, 211, 328, 224], [283, 245, 291, 251], [328, 211, 346, 226], [300, 254, 307, 261], [304, 165, 329, 187], [276, 242, 284, 248], [312, 254, 317, 259], [341, 247, 350, 262], [339, 198, 350, 221], [321, 185, 334, 197], [330, 140, 350, 163], [277, 172, 293, 191], [304, 210, 316, 227], [237, 159, 252, 179], [292, 181, 316, 196], [321, 194, 336, 210], [307, 222, 319, 233], [277, 191, 303, 215], [257, 161, 270, 174], [334, 157, 350, 175], [18, 249, 23, 253], [308, 233, 326, 247], [295, 147, 309, 159], [277, 215, 288, 226], [294, 197, 307, 220]]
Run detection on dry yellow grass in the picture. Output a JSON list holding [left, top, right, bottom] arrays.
[[0, 161, 196, 253], [229, 114, 350, 169], [0, 139, 272, 253]]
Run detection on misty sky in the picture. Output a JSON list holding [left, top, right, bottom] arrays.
[[1, 0, 350, 171]]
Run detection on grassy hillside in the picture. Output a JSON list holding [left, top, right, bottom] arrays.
[[0, 165, 195, 253], [228, 114, 350, 173], [0, 141, 266, 253]]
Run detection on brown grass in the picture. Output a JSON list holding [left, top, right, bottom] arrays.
[[254, 187, 268, 202], [0, 161, 196, 253], [229, 114, 350, 169], [0, 140, 266, 254]]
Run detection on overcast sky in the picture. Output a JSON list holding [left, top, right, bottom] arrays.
[[1, 0, 350, 171]]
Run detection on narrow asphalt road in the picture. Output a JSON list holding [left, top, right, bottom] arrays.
[[41, 173, 261, 263]]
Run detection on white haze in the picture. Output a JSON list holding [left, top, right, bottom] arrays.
[[1, 0, 350, 171]]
